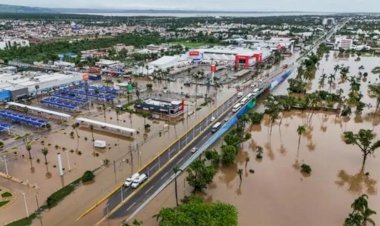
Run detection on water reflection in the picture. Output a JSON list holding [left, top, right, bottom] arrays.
[[336, 169, 377, 195]]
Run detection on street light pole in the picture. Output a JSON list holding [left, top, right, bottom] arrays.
[[3, 156, 8, 176], [22, 192, 29, 217]]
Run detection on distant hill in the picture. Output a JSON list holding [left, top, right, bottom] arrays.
[[0, 4, 56, 13]]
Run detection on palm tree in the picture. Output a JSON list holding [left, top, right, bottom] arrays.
[[343, 129, 380, 170], [319, 73, 327, 88], [297, 125, 306, 151], [41, 147, 48, 165], [237, 169, 243, 188], [90, 125, 95, 142], [173, 166, 182, 207], [368, 84, 380, 115], [328, 73, 336, 93], [115, 108, 121, 122], [26, 143, 32, 159], [334, 64, 340, 75]]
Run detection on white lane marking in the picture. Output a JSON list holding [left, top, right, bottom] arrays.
[[126, 201, 136, 211], [145, 186, 154, 194], [160, 171, 169, 180], [201, 136, 207, 141], [178, 156, 185, 163]]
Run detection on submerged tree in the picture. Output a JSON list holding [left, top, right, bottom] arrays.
[[368, 84, 380, 115], [297, 125, 306, 151], [41, 147, 48, 165], [26, 143, 32, 159], [343, 129, 380, 170], [155, 196, 238, 226], [237, 169, 243, 188], [186, 160, 216, 192], [344, 194, 376, 226]]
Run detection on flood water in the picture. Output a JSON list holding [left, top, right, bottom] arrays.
[[132, 52, 380, 226]]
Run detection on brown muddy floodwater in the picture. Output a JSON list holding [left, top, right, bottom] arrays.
[[133, 52, 380, 226], [134, 112, 380, 226]]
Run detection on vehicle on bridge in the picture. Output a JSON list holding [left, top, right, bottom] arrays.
[[211, 122, 222, 133], [124, 173, 140, 187], [232, 103, 242, 113], [131, 173, 148, 188]]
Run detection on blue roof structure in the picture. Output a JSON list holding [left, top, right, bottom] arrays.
[[52, 94, 89, 104], [41, 97, 79, 111], [0, 110, 48, 128], [61, 89, 115, 101], [0, 123, 10, 132]]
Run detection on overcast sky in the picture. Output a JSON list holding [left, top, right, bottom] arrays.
[[2, 0, 380, 12]]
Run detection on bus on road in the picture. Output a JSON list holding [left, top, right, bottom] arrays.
[[211, 122, 222, 133], [232, 103, 242, 113]]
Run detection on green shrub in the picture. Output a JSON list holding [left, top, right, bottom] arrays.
[[47, 183, 76, 208], [0, 200, 10, 208], [1, 192, 12, 198], [81, 171, 95, 183], [301, 164, 312, 174]]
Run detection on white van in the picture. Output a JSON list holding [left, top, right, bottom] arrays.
[[232, 103, 242, 113], [253, 88, 259, 94], [124, 173, 140, 187], [94, 140, 106, 148], [131, 173, 148, 188]]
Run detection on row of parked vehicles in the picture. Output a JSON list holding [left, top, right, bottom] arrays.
[[233, 87, 263, 113]]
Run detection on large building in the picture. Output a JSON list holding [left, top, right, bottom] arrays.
[[187, 46, 271, 67], [0, 38, 30, 50], [335, 36, 353, 50], [0, 72, 83, 101], [134, 98, 185, 120]]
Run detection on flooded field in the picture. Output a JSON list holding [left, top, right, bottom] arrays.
[[132, 52, 380, 226]]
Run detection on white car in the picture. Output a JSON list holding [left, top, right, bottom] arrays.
[[124, 173, 140, 187], [131, 173, 148, 188], [210, 116, 216, 122], [191, 147, 198, 153]]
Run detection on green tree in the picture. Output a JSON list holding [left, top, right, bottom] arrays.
[[221, 145, 237, 166], [186, 160, 216, 192], [344, 194, 376, 226], [343, 129, 380, 170], [41, 147, 48, 165], [155, 196, 237, 226]]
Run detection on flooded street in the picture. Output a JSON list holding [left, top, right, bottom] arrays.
[[133, 53, 380, 226]]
